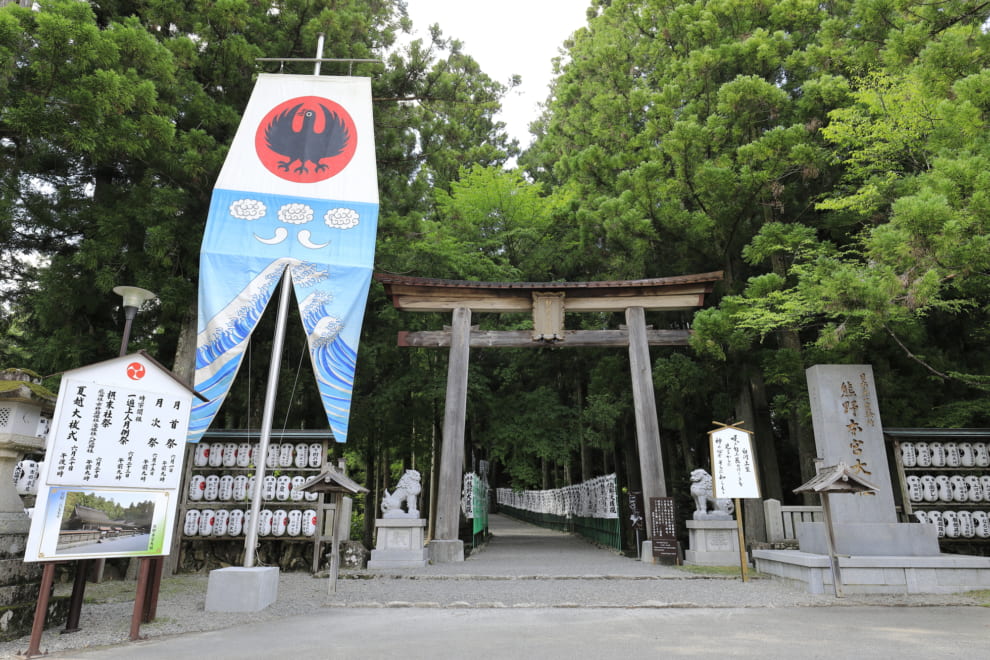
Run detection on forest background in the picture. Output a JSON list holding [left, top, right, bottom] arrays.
[[2, 0, 989, 551]]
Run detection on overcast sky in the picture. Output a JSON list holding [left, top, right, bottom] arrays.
[[403, 1, 591, 148]]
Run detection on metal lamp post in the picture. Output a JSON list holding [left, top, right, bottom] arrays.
[[113, 286, 157, 357], [65, 285, 158, 632]]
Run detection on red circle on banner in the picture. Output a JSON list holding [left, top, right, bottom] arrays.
[[126, 362, 146, 380], [255, 96, 358, 183]]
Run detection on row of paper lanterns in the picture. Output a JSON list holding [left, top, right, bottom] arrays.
[[906, 474, 990, 503], [900, 441, 990, 468], [915, 510, 990, 538], [193, 442, 324, 469], [495, 474, 619, 519], [183, 508, 318, 537], [189, 474, 319, 502]]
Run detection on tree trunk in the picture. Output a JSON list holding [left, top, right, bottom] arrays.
[[427, 416, 439, 541], [743, 370, 782, 500], [777, 327, 817, 503], [171, 301, 198, 386], [678, 425, 694, 470], [362, 438, 376, 549], [578, 381, 593, 482]]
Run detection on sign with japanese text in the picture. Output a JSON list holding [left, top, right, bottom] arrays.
[[708, 424, 761, 500], [25, 353, 198, 561], [806, 364, 896, 523], [46, 378, 188, 489], [648, 497, 678, 562]]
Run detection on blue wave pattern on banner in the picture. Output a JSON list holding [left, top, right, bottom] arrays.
[[190, 188, 377, 443]]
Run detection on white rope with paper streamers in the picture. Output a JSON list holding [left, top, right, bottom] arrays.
[[496, 474, 618, 519]]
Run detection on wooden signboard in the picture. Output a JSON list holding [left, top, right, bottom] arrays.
[[708, 424, 761, 500], [708, 422, 761, 582], [25, 353, 197, 562]]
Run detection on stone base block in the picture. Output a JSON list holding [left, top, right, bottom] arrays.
[[640, 540, 653, 563], [0, 513, 31, 536], [205, 566, 279, 612], [796, 521, 939, 556], [367, 518, 429, 568], [685, 520, 745, 566], [753, 549, 990, 595], [0, 595, 70, 642], [428, 539, 464, 563]]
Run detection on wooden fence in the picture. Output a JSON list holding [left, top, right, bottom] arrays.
[[763, 498, 823, 543]]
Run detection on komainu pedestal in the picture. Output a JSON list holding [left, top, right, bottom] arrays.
[[685, 520, 743, 566], [367, 518, 429, 569]]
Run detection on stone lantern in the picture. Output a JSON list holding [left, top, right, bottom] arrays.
[[0, 369, 55, 530]]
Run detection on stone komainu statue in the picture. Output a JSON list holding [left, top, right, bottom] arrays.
[[689, 468, 734, 520], [381, 469, 422, 519]]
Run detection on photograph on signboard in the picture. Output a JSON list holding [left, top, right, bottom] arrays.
[[28, 487, 172, 561]]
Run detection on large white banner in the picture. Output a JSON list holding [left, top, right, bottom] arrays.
[[190, 74, 379, 445]]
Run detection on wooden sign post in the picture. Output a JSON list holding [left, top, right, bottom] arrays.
[[708, 422, 761, 582]]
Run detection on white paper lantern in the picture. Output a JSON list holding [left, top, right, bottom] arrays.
[[308, 443, 323, 468], [194, 443, 210, 467], [272, 509, 288, 536], [198, 509, 215, 535], [209, 442, 224, 467], [188, 475, 205, 501], [219, 475, 234, 501], [228, 509, 244, 536], [291, 476, 306, 502], [294, 443, 309, 468], [237, 443, 253, 467], [302, 509, 317, 537], [287, 510, 303, 536], [213, 509, 230, 536], [183, 509, 200, 536]]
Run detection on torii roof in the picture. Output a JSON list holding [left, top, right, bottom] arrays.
[[373, 271, 723, 313]]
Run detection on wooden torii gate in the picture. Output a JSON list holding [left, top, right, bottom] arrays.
[[374, 271, 723, 562]]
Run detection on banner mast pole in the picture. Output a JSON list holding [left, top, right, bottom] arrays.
[[243, 271, 292, 567], [243, 40, 326, 568]]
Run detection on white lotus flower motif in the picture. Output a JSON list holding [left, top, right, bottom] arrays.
[[278, 203, 314, 225], [229, 199, 267, 220], [324, 207, 360, 230]]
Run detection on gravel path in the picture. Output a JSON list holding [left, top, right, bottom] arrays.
[[2, 514, 984, 658]]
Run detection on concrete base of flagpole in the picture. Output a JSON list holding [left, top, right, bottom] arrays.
[[205, 566, 279, 612]]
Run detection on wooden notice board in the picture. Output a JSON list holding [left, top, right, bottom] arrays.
[[649, 497, 678, 562], [708, 425, 761, 500]]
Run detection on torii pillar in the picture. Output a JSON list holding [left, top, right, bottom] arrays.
[[375, 272, 722, 562], [432, 306, 471, 562]]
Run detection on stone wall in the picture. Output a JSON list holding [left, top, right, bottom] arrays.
[[0, 529, 70, 642]]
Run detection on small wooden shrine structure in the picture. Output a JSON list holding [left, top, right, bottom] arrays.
[[374, 271, 723, 561]]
